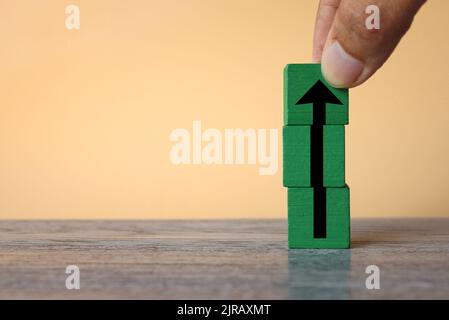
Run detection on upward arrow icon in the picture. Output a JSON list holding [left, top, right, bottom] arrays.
[[296, 80, 343, 239], [296, 80, 343, 125]]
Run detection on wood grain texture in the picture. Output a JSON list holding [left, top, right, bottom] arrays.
[[283, 125, 345, 187], [283, 126, 310, 187], [1, 219, 449, 300], [288, 187, 350, 249], [323, 126, 345, 187], [284, 64, 348, 126]]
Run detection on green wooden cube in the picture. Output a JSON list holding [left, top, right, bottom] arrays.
[[324, 125, 345, 187], [283, 126, 345, 187], [284, 64, 348, 126], [288, 186, 350, 249], [283, 126, 310, 187]]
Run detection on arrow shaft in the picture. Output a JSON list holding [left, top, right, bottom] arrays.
[[311, 102, 326, 238], [313, 187, 326, 238], [312, 101, 326, 126]]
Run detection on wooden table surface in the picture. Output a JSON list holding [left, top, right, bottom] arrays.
[[0, 219, 448, 299]]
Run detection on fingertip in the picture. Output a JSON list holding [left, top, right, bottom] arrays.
[[321, 41, 364, 88]]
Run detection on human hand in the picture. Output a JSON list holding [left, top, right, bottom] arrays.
[[313, 0, 426, 88]]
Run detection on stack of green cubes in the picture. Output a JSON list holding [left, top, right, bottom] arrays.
[[283, 64, 350, 249]]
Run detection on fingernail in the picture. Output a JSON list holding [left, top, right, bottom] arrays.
[[321, 41, 364, 88]]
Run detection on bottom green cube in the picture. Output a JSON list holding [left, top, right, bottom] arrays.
[[288, 186, 350, 249]]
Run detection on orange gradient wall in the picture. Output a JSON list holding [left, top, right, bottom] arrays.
[[1, 0, 449, 219]]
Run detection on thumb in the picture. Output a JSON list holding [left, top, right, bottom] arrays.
[[321, 0, 426, 88]]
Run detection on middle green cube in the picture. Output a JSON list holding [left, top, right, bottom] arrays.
[[283, 125, 345, 187]]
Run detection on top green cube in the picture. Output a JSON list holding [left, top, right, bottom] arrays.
[[284, 64, 348, 125]]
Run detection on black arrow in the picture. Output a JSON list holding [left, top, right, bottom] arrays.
[[296, 80, 343, 239]]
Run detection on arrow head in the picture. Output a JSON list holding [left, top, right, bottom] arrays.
[[295, 80, 343, 105]]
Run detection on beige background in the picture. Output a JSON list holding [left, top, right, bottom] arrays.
[[1, 0, 448, 219]]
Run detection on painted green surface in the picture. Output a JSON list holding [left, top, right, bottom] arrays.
[[324, 125, 345, 187], [284, 64, 348, 125], [288, 186, 350, 249], [283, 125, 345, 187], [283, 126, 310, 187]]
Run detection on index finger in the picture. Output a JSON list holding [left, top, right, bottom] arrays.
[[313, 0, 342, 62]]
